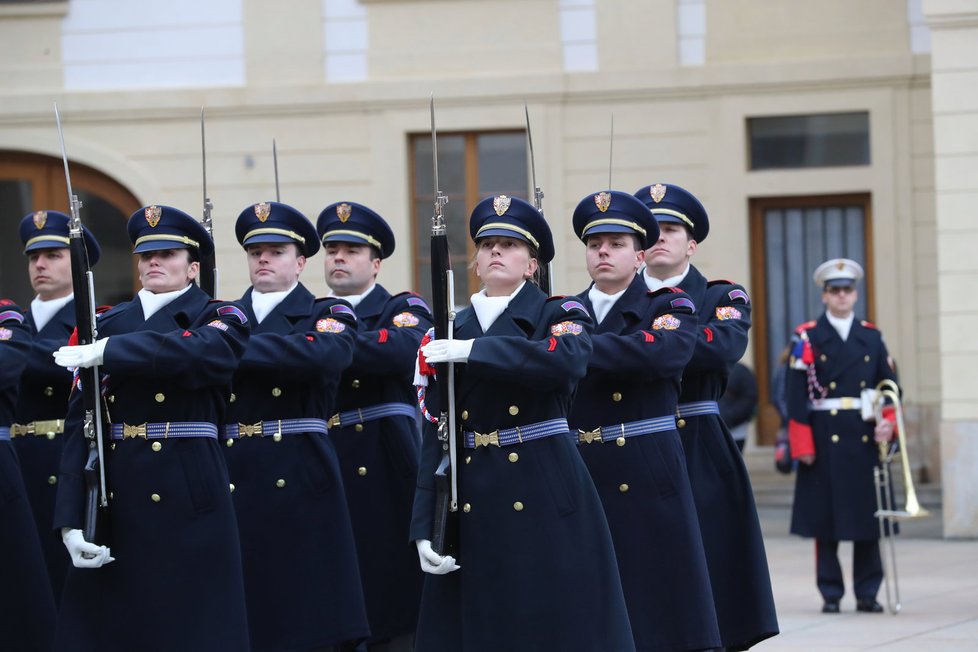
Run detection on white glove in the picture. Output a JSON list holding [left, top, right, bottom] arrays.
[[416, 538, 460, 575], [53, 338, 109, 369], [421, 339, 474, 364], [62, 528, 114, 569]]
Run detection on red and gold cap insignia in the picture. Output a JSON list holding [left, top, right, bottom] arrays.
[[836, 260, 846, 270], [594, 192, 611, 213], [254, 202, 271, 223], [32, 211, 48, 230], [650, 184, 667, 203], [145, 205, 162, 227], [337, 203, 352, 223], [493, 195, 511, 216]]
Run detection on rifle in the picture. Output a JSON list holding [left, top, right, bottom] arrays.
[[54, 103, 108, 544], [524, 104, 552, 295], [199, 107, 218, 297], [428, 96, 459, 555]]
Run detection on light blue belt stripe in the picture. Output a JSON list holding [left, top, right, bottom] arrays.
[[0, 427, 10, 441], [577, 415, 676, 444], [676, 400, 720, 418], [330, 402, 417, 429], [222, 418, 328, 439], [110, 422, 218, 440], [464, 418, 569, 449]]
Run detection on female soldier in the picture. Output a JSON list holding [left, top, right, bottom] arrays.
[[410, 195, 634, 652], [52, 206, 251, 652]]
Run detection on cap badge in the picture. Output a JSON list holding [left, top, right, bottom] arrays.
[[145, 205, 162, 228], [836, 260, 845, 270], [493, 195, 511, 216], [254, 202, 271, 223], [650, 184, 667, 203], [594, 192, 611, 213], [32, 211, 48, 230], [337, 203, 352, 223]]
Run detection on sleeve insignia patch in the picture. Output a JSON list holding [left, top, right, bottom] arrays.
[[316, 318, 346, 333], [560, 299, 587, 314], [728, 289, 750, 303], [0, 327, 12, 340], [670, 297, 695, 311], [206, 319, 229, 332], [216, 305, 248, 324], [716, 306, 742, 321], [550, 321, 583, 336], [652, 314, 681, 330], [406, 296, 431, 312], [0, 310, 25, 324], [330, 303, 357, 320], [392, 312, 420, 328]]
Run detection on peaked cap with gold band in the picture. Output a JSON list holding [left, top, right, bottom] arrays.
[[633, 183, 710, 243], [235, 201, 319, 257], [469, 194, 555, 264], [316, 201, 395, 259], [571, 190, 659, 250], [813, 257, 864, 289], [19, 210, 101, 265], [127, 205, 214, 257]]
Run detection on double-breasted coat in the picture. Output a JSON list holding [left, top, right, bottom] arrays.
[[787, 315, 897, 541], [13, 301, 75, 604], [1, 301, 57, 652], [569, 276, 720, 652], [53, 284, 251, 652], [223, 284, 369, 651], [674, 265, 778, 650], [329, 285, 429, 643], [410, 283, 635, 652]]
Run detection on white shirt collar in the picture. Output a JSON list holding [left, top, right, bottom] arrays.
[[30, 294, 73, 332], [251, 282, 300, 323], [470, 281, 525, 332], [642, 263, 690, 292], [137, 284, 194, 321], [587, 284, 627, 325], [329, 283, 376, 309], [825, 311, 855, 342]]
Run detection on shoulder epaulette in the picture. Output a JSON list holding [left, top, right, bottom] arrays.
[[794, 320, 817, 334], [96, 305, 113, 315], [395, 291, 432, 313], [646, 287, 681, 298], [706, 279, 735, 287], [861, 320, 878, 330], [0, 298, 16, 306], [551, 297, 587, 314]]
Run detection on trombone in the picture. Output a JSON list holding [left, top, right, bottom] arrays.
[[872, 379, 929, 614]]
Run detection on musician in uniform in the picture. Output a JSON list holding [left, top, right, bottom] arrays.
[[52, 206, 251, 652], [787, 258, 896, 614], [317, 201, 429, 651], [223, 201, 369, 651], [12, 211, 100, 606], [635, 183, 778, 649], [568, 190, 720, 652], [410, 195, 635, 652], [1, 300, 57, 652]]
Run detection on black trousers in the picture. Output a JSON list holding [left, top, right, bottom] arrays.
[[815, 538, 883, 602]]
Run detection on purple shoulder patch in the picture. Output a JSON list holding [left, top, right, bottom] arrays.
[[0, 310, 25, 324], [406, 296, 431, 312], [330, 303, 357, 320], [216, 305, 248, 324], [670, 297, 695, 311], [728, 289, 750, 303], [560, 299, 587, 314]]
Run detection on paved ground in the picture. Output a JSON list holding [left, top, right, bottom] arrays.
[[746, 450, 978, 651]]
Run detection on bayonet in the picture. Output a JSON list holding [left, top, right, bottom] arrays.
[[199, 108, 218, 297], [524, 104, 552, 294], [608, 113, 615, 189], [273, 138, 281, 202]]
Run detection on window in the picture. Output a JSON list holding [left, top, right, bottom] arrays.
[[748, 112, 870, 170], [748, 194, 873, 444], [410, 131, 528, 307]]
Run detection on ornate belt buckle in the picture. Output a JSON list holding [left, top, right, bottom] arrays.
[[578, 427, 602, 444], [473, 430, 500, 448], [123, 423, 148, 439], [238, 422, 263, 437]]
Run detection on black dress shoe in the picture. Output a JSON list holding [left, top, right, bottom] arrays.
[[856, 599, 884, 613], [822, 601, 840, 613]]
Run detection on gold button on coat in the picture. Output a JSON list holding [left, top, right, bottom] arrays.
[[154, 393, 165, 403], [860, 381, 867, 388], [508, 453, 519, 463], [226, 439, 234, 447], [151, 493, 161, 502], [358, 467, 367, 476], [108, 395, 115, 403], [351, 379, 360, 388], [677, 419, 686, 428], [271, 387, 282, 397], [831, 434, 840, 443], [46, 432, 56, 440], [829, 382, 837, 390], [862, 435, 869, 443], [864, 355, 871, 362], [619, 484, 629, 493], [612, 392, 622, 402], [229, 483, 235, 492], [43, 386, 54, 396], [461, 410, 469, 420], [272, 433, 283, 442], [463, 503, 471, 513], [508, 405, 519, 416], [830, 409, 838, 416], [276, 479, 286, 488], [229, 393, 236, 403], [616, 437, 626, 447], [465, 456, 471, 464], [354, 424, 364, 432], [820, 354, 827, 362], [48, 475, 57, 485], [151, 442, 162, 452], [513, 501, 524, 512]]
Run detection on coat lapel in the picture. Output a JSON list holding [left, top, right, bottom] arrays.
[[355, 285, 391, 327], [244, 284, 315, 334]]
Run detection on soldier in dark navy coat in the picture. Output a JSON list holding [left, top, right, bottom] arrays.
[[410, 195, 635, 652], [318, 201, 429, 651], [52, 206, 251, 652], [12, 210, 100, 606], [568, 190, 720, 652], [223, 201, 369, 652], [635, 183, 778, 650], [787, 258, 897, 614], [1, 300, 57, 652]]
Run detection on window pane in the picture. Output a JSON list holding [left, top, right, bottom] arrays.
[[477, 133, 527, 198], [748, 112, 870, 170], [76, 190, 135, 306], [0, 180, 33, 301]]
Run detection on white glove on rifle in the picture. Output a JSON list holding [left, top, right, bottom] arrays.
[[416, 538, 460, 575], [53, 338, 109, 369], [420, 339, 474, 364], [62, 528, 114, 569]]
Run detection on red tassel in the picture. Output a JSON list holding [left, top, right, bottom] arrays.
[[68, 327, 79, 346], [802, 341, 815, 365], [417, 330, 437, 378]]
